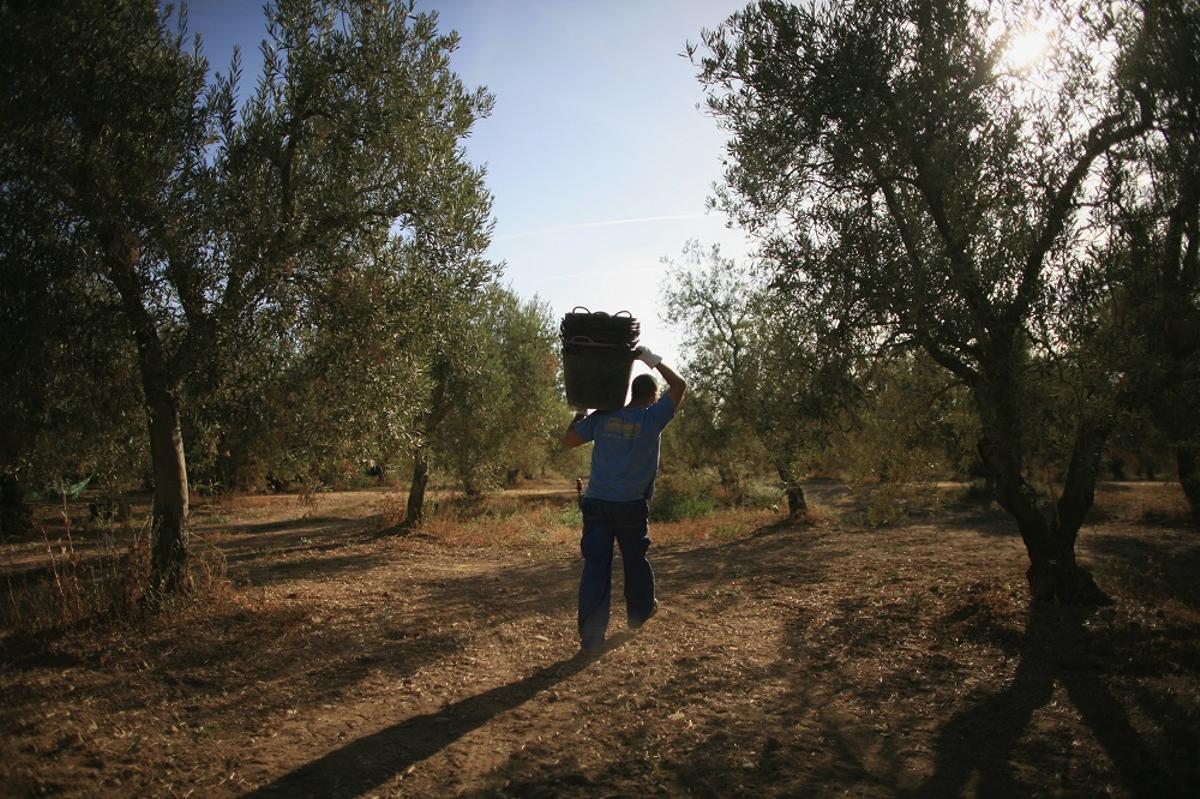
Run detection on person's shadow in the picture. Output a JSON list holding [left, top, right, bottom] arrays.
[[242, 633, 630, 798], [911, 603, 1180, 798]]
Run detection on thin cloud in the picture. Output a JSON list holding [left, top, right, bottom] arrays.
[[494, 213, 709, 242]]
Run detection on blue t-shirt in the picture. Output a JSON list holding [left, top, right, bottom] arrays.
[[573, 395, 677, 502]]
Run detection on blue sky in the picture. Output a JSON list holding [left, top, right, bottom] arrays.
[[183, 0, 754, 367]]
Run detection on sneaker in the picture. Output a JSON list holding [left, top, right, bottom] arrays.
[[629, 599, 658, 630], [579, 638, 605, 655]]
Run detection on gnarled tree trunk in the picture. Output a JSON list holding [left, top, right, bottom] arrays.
[[976, 370, 1109, 604], [403, 361, 450, 528], [774, 460, 808, 519], [145, 384, 189, 597], [404, 447, 430, 528], [1176, 445, 1200, 529], [0, 473, 32, 539]]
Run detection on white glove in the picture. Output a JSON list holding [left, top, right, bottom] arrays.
[[635, 346, 662, 368]]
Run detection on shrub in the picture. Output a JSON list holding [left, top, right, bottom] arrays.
[[650, 472, 719, 522], [958, 479, 996, 507], [859, 481, 946, 527], [558, 503, 582, 527], [740, 480, 785, 511], [2, 521, 150, 632]]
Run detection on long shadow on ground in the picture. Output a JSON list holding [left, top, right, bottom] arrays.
[[436, 523, 843, 797], [0, 601, 462, 731], [242, 635, 631, 798], [1083, 530, 1200, 610], [913, 603, 1191, 798], [413, 521, 840, 632]]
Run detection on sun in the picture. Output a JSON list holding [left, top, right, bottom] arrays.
[[1003, 20, 1055, 72]]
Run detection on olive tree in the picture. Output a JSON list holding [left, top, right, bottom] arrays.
[[0, 0, 495, 596], [0, 193, 147, 531], [663, 241, 860, 516], [662, 243, 767, 502], [696, 0, 1155, 601], [402, 285, 561, 524], [1102, 0, 1200, 526], [441, 289, 561, 491]]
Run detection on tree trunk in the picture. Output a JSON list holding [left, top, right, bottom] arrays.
[[146, 385, 190, 598], [774, 461, 808, 518], [974, 354, 1109, 604], [0, 473, 32, 539], [1146, 403, 1200, 530], [979, 434, 1106, 604], [103, 224, 190, 602], [402, 360, 451, 529], [404, 447, 429, 527], [1176, 445, 1200, 529], [717, 463, 743, 504]]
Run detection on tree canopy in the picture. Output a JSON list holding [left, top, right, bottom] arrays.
[[695, 0, 1188, 601], [0, 0, 498, 594], [663, 241, 860, 515]]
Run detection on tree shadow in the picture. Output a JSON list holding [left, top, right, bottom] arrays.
[[211, 516, 372, 562], [0, 599, 463, 735], [427, 490, 578, 519], [409, 520, 839, 635], [241, 634, 630, 798], [1082, 530, 1200, 610], [234, 551, 383, 586], [912, 602, 1181, 798]]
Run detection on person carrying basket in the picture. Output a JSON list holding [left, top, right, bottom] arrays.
[[563, 345, 687, 654]]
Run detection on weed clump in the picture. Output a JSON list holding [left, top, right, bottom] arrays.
[[650, 474, 719, 522], [2, 507, 232, 635]]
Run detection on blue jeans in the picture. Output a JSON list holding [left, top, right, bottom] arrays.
[[578, 497, 656, 650]]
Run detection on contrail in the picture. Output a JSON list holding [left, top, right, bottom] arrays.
[[494, 213, 709, 242]]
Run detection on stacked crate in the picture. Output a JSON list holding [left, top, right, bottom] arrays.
[[560, 308, 640, 410]]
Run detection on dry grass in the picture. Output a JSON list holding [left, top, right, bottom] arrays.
[[417, 492, 778, 551], [2, 500, 235, 636], [1090, 481, 1193, 526], [1, 479, 1196, 797], [2, 516, 150, 633], [2, 478, 1189, 634]]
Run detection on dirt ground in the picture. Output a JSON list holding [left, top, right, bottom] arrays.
[[1, 482, 1198, 797]]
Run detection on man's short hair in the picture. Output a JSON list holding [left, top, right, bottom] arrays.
[[631, 374, 658, 402]]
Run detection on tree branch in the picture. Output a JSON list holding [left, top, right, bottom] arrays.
[[1011, 103, 1155, 324]]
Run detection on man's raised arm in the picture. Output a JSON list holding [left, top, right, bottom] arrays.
[[657, 361, 687, 410], [635, 347, 687, 410]]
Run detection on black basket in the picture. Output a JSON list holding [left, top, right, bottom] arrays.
[[560, 307, 640, 348], [563, 343, 635, 410], [560, 308, 639, 410]]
